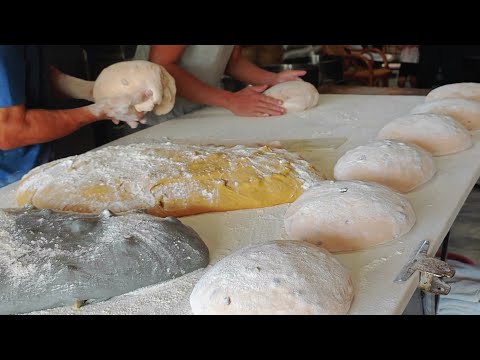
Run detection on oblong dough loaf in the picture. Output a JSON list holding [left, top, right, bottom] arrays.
[[334, 140, 435, 193], [377, 113, 472, 156], [284, 180, 416, 252], [425, 82, 480, 102], [93, 60, 176, 116], [411, 98, 480, 130], [16, 142, 324, 217], [263, 80, 320, 113], [189, 241, 354, 315]]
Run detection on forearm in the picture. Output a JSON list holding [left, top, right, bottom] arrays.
[[164, 64, 235, 108], [49, 66, 95, 102], [0, 105, 100, 150], [226, 57, 277, 86]]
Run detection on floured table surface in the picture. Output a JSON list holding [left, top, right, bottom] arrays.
[[2, 94, 480, 315]]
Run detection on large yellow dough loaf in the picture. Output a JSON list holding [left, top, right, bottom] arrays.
[[16, 142, 324, 217]]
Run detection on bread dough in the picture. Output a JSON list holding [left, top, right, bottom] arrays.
[[263, 80, 320, 113], [425, 82, 480, 102], [411, 98, 480, 130], [189, 241, 354, 315], [93, 60, 176, 116], [16, 142, 324, 217], [333, 140, 435, 193], [0, 207, 209, 315], [377, 113, 472, 156], [284, 180, 416, 252]]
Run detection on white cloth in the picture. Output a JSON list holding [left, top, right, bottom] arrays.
[[134, 45, 235, 125], [349, 45, 394, 63], [437, 260, 480, 315], [400, 46, 420, 64], [363, 52, 394, 63]]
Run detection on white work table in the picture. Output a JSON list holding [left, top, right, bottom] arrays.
[[1, 94, 479, 315]]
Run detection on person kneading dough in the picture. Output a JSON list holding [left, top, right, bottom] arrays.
[[133, 45, 310, 125], [0, 45, 151, 189]]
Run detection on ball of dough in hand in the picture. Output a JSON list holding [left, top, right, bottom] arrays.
[[284, 180, 416, 252], [377, 113, 472, 156], [263, 80, 320, 113], [333, 140, 436, 193], [190, 240, 354, 315], [93, 60, 176, 116]]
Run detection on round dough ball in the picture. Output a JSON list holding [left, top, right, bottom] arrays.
[[333, 140, 435, 193], [93, 60, 176, 116], [190, 240, 354, 315], [425, 82, 480, 102], [263, 80, 320, 113], [377, 113, 472, 156], [411, 98, 480, 130], [284, 180, 416, 252]]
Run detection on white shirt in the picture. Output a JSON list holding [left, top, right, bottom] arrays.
[[400, 46, 420, 64]]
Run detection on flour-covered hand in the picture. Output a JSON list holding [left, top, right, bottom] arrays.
[[89, 89, 153, 128]]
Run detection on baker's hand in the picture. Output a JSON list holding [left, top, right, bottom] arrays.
[[273, 70, 306, 85], [227, 85, 285, 117], [89, 90, 153, 129]]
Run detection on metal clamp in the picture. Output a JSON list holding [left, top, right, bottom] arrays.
[[395, 240, 455, 295]]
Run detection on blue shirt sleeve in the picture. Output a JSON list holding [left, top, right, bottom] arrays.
[[0, 45, 26, 107]]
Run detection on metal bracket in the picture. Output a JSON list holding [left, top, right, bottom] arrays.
[[395, 240, 455, 295]]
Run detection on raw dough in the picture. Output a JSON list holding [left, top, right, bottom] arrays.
[[16, 142, 324, 217], [333, 140, 435, 193], [0, 207, 209, 315], [93, 60, 176, 116], [189, 241, 354, 315], [425, 82, 480, 102], [411, 98, 480, 130], [377, 113, 472, 156], [263, 80, 320, 113], [284, 180, 416, 252]]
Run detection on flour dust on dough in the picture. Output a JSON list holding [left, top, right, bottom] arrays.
[[411, 98, 480, 131], [190, 240, 354, 315], [93, 60, 176, 116], [377, 113, 472, 156], [333, 140, 436, 193], [16, 142, 324, 217], [263, 80, 320, 113], [0, 207, 209, 315], [425, 82, 480, 102], [284, 180, 416, 252]]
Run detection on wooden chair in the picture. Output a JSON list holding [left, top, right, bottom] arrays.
[[322, 45, 392, 87]]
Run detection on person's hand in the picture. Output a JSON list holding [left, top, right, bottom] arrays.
[[272, 70, 307, 85], [89, 90, 153, 129], [226, 85, 286, 117]]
